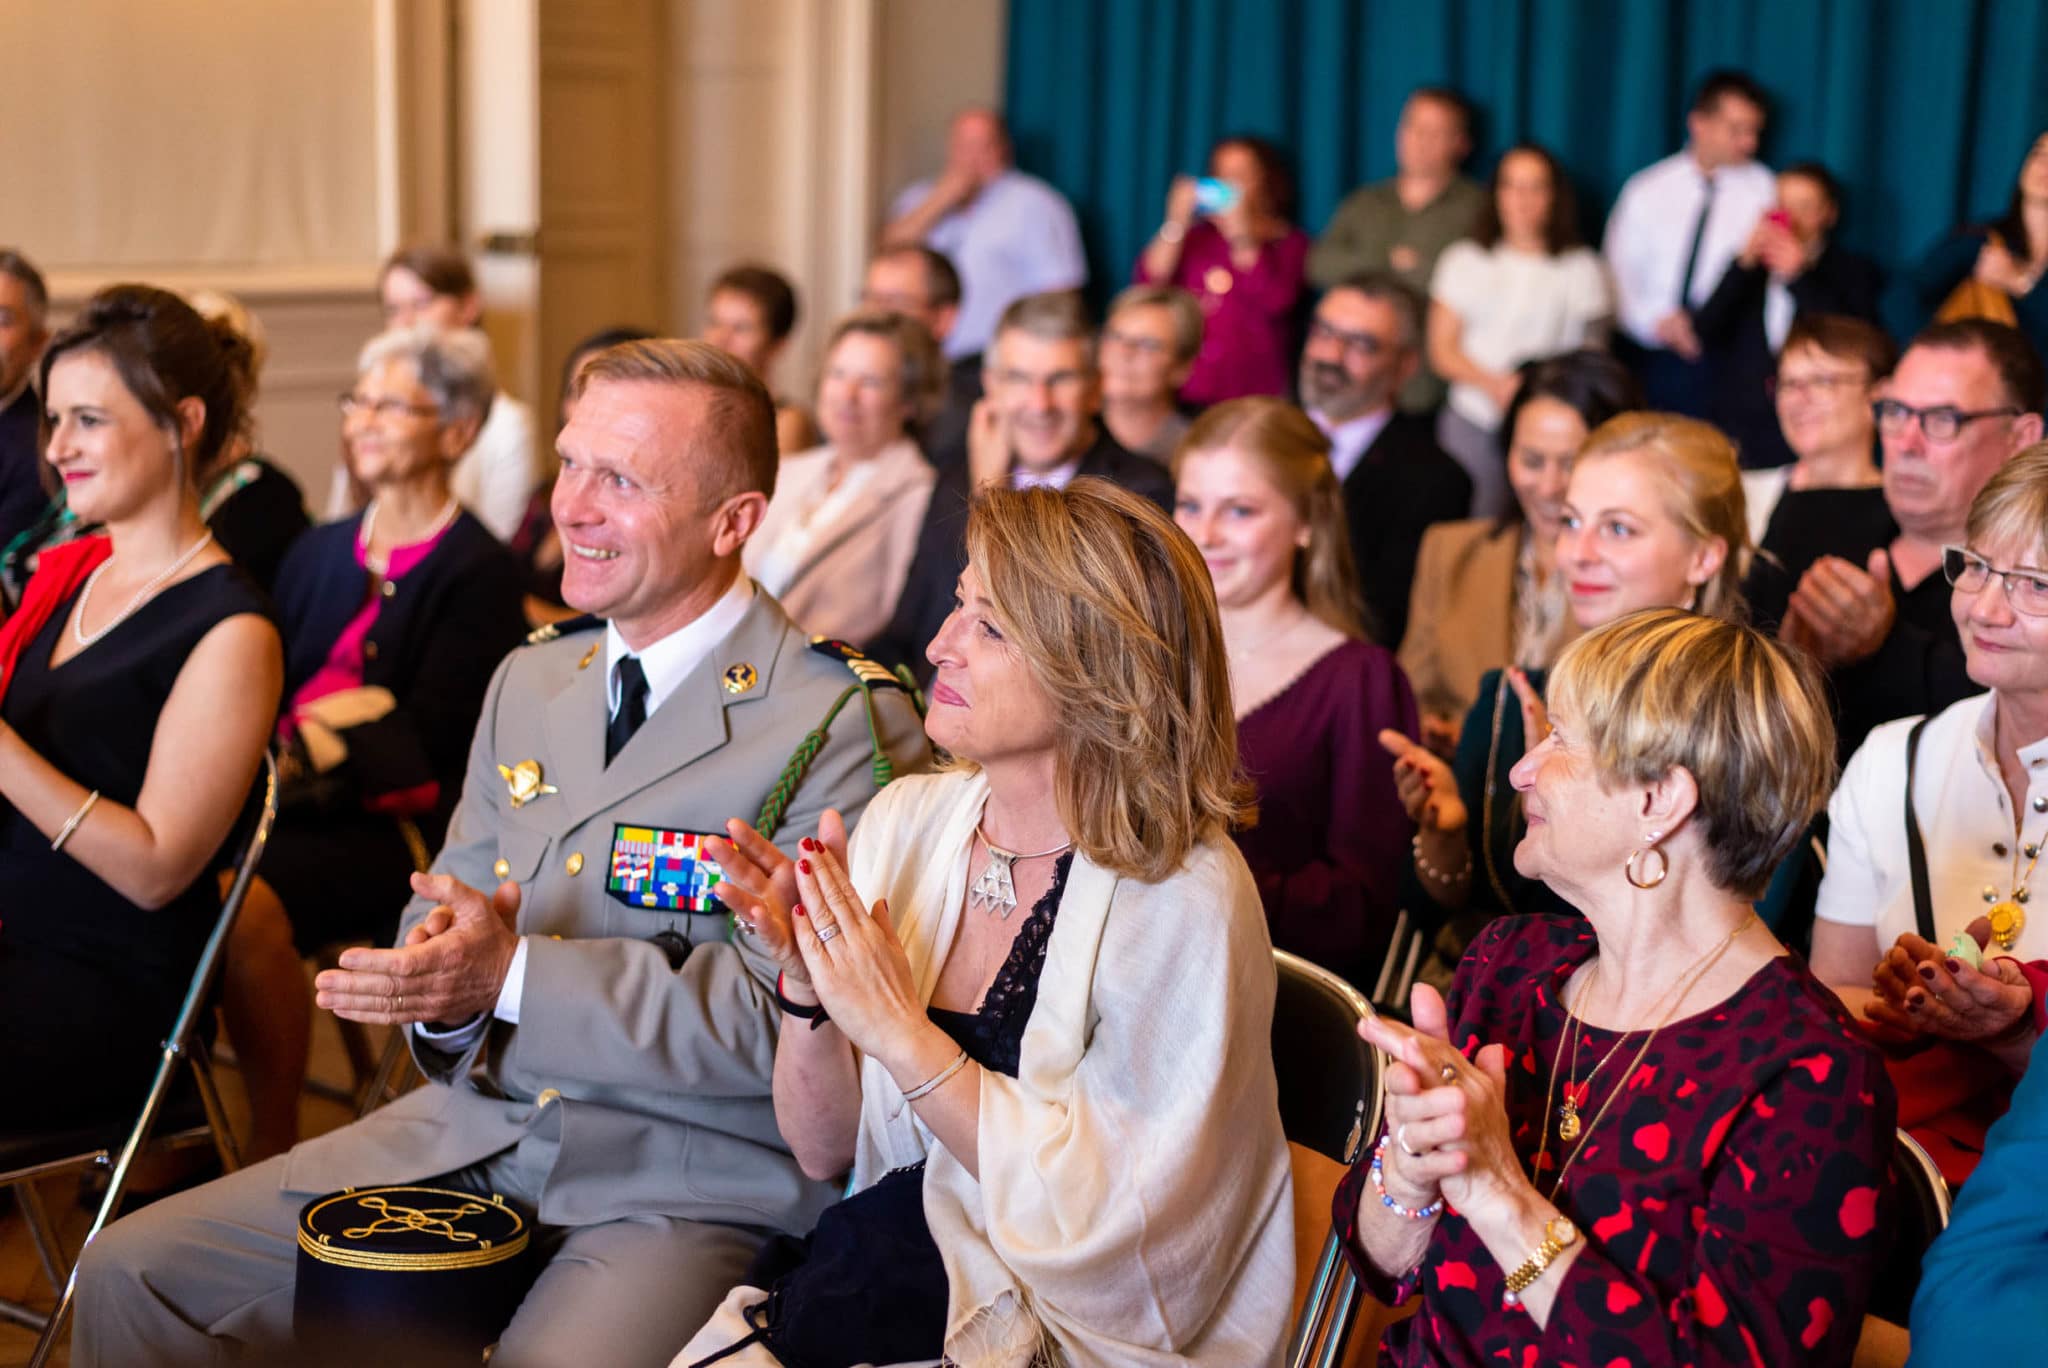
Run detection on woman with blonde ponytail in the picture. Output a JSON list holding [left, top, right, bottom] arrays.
[[1174, 395, 1420, 984]]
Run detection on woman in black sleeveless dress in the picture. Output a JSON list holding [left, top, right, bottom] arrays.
[[0, 286, 282, 1129]]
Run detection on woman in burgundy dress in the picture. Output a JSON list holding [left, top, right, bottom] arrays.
[[1136, 136, 1310, 405], [1337, 609, 1895, 1366], [1174, 396, 1417, 985]]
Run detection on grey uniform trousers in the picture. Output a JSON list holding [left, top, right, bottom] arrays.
[[73, 1140, 763, 1368]]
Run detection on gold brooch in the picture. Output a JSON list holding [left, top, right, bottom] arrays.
[[497, 760, 559, 810], [722, 662, 758, 695]]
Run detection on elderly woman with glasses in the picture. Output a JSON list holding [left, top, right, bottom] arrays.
[[676, 480, 1295, 1368], [1343, 609, 1893, 1367], [1812, 445, 2048, 1183], [220, 324, 527, 1160]]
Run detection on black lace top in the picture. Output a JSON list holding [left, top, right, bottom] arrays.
[[926, 851, 1071, 1075], [695, 854, 1073, 1368]]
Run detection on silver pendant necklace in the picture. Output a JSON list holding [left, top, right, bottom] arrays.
[[968, 823, 1073, 919]]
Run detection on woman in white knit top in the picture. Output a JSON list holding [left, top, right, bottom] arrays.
[[678, 480, 1296, 1368]]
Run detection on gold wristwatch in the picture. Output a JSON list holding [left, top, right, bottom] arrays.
[[1501, 1216, 1578, 1307]]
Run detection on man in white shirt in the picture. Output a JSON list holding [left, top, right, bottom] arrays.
[[882, 107, 1088, 361], [75, 341, 931, 1367], [1602, 70, 1775, 415]]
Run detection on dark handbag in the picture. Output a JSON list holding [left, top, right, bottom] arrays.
[[686, 1164, 949, 1368]]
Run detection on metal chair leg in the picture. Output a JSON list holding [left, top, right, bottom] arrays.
[[17, 1180, 70, 1288], [356, 1027, 417, 1118], [189, 1043, 244, 1174]]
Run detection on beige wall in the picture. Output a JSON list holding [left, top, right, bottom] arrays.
[[876, 0, 1009, 220], [0, 0, 451, 503], [665, 0, 1007, 402], [4, 0, 1010, 496]]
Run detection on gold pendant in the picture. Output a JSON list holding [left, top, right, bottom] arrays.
[[1558, 1095, 1581, 1142], [1989, 899, 2027, 950]]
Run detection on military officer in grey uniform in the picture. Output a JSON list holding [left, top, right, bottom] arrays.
[[74, 340, 931, 1367]]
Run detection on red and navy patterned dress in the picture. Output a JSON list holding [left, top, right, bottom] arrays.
[[1333, 914, 1896, 1366]]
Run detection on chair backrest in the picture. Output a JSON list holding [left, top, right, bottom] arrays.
[[1869, 1128, 1951, 1325], [1272, 949, 1382, 1166]]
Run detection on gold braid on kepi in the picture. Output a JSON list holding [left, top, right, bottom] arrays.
[[751, 638, 924, 840]]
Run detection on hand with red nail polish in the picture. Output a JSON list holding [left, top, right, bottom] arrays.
[[703, 809, 850, 985]]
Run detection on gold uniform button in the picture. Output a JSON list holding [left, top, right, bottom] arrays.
[[565, 852, 584, 876], [535, 1088, 561, 1108], [493, 858, 511, 881]]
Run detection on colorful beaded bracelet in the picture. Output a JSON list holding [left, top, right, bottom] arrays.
[[1369, 1134, 1446, 1220]]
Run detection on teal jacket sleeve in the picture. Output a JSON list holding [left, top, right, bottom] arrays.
[[1909, 1051, 2048, 1358]]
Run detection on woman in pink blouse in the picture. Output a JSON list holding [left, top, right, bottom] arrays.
[[1136, 135, 1310, 406]]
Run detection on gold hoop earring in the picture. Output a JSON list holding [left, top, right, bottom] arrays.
[[1625, 837, 1668, 890]]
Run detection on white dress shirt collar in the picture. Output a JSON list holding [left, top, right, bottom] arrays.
[[1013, 455, 1084, 490], [604, 572, 756, 716], [1310, 404, 1394, 484]]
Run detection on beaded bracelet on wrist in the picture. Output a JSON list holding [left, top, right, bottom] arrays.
[[1412, 832, 1471, 888], [1368, 1134, 1446, 1220]]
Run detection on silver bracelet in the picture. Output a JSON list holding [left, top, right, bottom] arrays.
[[51, 789, 101, 852], [901, 1048, 971, 1102], [1412, 831, 1470, 887]]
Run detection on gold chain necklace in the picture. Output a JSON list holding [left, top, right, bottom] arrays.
[[1533, 916, 1758, 1201], [1553, 944, 1709, 1143], [1989, 712, 2045, 949]]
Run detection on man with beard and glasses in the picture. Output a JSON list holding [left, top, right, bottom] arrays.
[[1299, 273, 1472, 648]]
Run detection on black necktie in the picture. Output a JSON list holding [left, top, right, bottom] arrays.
[[606, 655, 648, 765], [1676, 174, 1717, 309]]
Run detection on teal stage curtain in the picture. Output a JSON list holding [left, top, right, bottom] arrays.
[[1002, 0, 2048, 308]]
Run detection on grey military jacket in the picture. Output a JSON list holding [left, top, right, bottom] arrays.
[[285, 588, 930, 1234]]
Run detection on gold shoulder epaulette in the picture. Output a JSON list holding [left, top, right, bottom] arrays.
[[525, 614, 603, 646]]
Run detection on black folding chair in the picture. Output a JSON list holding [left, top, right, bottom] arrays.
[[1870, 1128, 1951, 1326], [1274, 948, 1385, 1368], [0, 749, 277, 1366]]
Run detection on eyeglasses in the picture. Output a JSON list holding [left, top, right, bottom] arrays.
[[1101, 328, 1170, 357], [1942, 545, 2048, 616], [1874, 399, 2021, 443], [338, 392, 439, 421], [988, 367, 1087, 394], [1767, 373, 1865, 400], [1306, 319, 1393, 359]]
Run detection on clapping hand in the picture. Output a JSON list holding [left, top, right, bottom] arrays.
[[1782, 549, 1895, 667], [1360, 984, 1523, 1220], [315, 873, 521, 1025], [1380, 729, 1468, 833], [789, 837, 927, 1070], [704, 810, 849, 985]]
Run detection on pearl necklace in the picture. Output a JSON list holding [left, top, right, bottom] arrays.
[[72, 531, 217, 648]]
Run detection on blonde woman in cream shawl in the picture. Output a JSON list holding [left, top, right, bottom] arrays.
[[676, 479, 1296, 1368]]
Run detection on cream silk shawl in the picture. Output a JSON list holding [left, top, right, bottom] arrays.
[[844, 770, 1295, 1367]]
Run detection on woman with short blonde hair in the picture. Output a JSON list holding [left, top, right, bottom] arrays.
[[679, 478, 1295, 1368], [1174, 396, 1419, 983], [746, 310, 943, 646], [1346, 608, 1891, 1365]]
